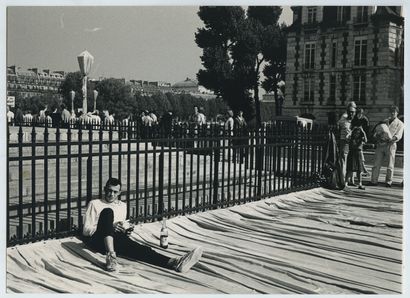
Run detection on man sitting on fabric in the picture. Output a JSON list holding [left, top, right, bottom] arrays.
[[82, 177, 203, 272]]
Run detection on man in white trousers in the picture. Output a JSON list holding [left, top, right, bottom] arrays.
[[370, 105, 404, 187]]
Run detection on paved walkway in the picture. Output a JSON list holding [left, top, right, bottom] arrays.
[[6, 167, 403, 294]]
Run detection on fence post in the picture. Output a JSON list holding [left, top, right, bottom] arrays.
[[158, 152, 164, 219], [212, 146, 220, 209], [86, 125, 93, 205], [256, 126, 263, 198]]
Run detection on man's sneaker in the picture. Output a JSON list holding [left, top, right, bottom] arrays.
[[106, 251, 118, 272], [174, 247, 203, 273]]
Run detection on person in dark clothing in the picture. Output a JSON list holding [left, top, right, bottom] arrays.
[[14, 107, 24, 125], [351, 108, 370, 137], [161, 111, 174, 137], [351, 108, 370, 177], [346, 126, 367, 189], [51, 107, 62, 128]]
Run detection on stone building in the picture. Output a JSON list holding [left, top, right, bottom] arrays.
[[284, 6, 404, 125], [7, 66, 66, 99]]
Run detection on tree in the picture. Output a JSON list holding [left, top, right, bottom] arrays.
[[60, 71, 83, 112], [196, 7, 254, 120], [94, 78, 136, 119], [195, 6, 287, 126]]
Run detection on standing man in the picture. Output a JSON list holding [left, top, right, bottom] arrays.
[[337, 103, 356, 187], [6, 106, 14, 125], [370, 105, 404, 187], [198, 107, 207, 125]]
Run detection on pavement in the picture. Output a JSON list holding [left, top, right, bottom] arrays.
[[6, 165, 403, 294]]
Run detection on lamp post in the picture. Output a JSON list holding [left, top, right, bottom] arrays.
[[93, 90, 98, 112], [77, 50, 94, 114], [69, 90, 75, 115]]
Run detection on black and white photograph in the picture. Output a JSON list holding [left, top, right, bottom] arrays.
[[1, 1, 408, 294]]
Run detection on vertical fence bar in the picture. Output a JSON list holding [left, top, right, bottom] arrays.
[[195, 132, 200, 209], [126, 123, 131, 218], [152, 137, 157, 217], [136, 137, 140, 220], [118, 122, 122, 182], [183, 134, 187, 212], [208, 125, 214, 209], [168, 140, 172, 216], [77, 125, 82, 231], [286, 124, 291, 190], [227, 129, 231, 205], [55, 125, 61, 233], [108, 124, 113, 178], [158, 151, 164, 219], [31, 125, 37, 238], [17, 126, 23, 240], [221, 128, 226, 206], [43, 125, 49, 239], [67, 124, 72, 232], [144, 137, 148, 220], [175, 132, 180, 213], [233, 132, 237, 204], [87, 125, 93, 205], [99, 125, 103, 200]]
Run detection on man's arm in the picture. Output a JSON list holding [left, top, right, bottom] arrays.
[[390, 121, 404, 143]]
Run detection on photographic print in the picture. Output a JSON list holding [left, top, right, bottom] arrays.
[[4, 2, 405, 294]]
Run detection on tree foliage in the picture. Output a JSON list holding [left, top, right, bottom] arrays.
[[60, 71, 84, 111], [58, 72, 228, 121], [195, 6, 287, 126], [15, 92, 61, 115]]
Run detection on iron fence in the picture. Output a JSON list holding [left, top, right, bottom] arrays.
[[7, 121, 328, 246]]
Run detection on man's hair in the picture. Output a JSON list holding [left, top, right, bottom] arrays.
[[390, 105, 399, 113], [105, 177, 122, 188], [356, 108, 363, 113]]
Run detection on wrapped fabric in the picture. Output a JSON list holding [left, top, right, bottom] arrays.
[[374, 123, 392, 143]]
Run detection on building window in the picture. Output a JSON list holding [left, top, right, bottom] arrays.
[[353, 74, 366, 103], [356, 6, 368, 23], [354, 38, 367, 66], [337, 6, 350, 24], [329, 74, 336, 103], [304, 42, 316, 69], [304, 76, 315, 102], [307, 7, 317, 24], [331, 41, 337, 68]]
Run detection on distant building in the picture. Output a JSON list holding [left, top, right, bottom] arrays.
[[7, 66, 66, 99], [172, 78, 199, 93], [128, 80, 172, 96], [172, 78, 217, 99], [284, 6, 404, 125]]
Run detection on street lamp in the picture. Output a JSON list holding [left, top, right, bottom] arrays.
[[93, 90, 98, 112], [77, 50, 94, 114], [69, 90, 75, 115]]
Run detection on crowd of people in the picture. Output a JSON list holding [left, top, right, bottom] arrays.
[[336, 102, 404, 189]]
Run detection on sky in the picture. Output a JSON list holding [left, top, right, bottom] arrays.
[[6, 6, 292, 85]]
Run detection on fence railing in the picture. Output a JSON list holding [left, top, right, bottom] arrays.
[[7, 121, 329, 246]]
